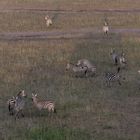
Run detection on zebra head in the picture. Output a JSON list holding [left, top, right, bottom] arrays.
[[17, 90, 27, 98], [45, 15, 49, 20], [32, 93, 37, 101]]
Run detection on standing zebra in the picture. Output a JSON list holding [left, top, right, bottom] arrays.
[[45, 15, 52, 27], [105, 67, 122, 87], [7, 96, 16, 115], [110, 49, 119, 65], [14, 90, 27, 119], [119, 52, 127, 68], [110, 49, 127, 67], [32, 93, 56, 115], [103, 21, 109, 35]]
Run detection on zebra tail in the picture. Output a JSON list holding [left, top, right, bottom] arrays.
[[8, 104, 11, 112], [54, 108, 57, 113], [115, 57, 118, 65]]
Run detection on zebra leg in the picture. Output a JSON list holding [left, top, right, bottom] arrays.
[[106, 80, 110, 87], [21, 110, 24, 117], [15, 111, 20, 120], [118, 80, 121, 85]]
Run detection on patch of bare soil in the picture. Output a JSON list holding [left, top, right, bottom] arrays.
[[0, 28, 140, 41]]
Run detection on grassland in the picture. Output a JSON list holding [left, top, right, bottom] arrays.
[[0, 0, 140, 140], [0, 36, 140, 140], [1, 0, 140, 10], [1, 12, 140, 32]]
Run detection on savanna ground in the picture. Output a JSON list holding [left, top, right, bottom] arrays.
[[0, 0, 140, 140]]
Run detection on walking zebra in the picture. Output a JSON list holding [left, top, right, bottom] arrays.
[[105, 67, 123, 87], [32, 93, 56, 115]]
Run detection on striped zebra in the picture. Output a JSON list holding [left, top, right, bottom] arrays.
[[14, 90, 27, 119], [7, 90, 27, 119], [32, 93, 56, 115], [10, 90, 27, 119], [105, 67, 123, 87], [45, 15, 52, 27], [7, 96, 16, 115]]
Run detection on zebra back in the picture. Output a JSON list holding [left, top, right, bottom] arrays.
[[105, 67, 121, 86]]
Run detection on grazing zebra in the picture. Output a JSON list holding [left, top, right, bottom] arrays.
[[32, 93, 56, 115], [76, 59, 96, 76], [105, 67, 123, 87], [45, 15, 52, 27], [14, 90, 27, 119], [7, 96, 16, 115], [103, 21, 109, 35], [66, 63, 88, 77]]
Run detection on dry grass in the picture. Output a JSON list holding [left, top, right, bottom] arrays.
[[0, 12, 140, 32], [0, 0, 140, 140], [0, 34, 140, 140], [1, 0, 140, 10]]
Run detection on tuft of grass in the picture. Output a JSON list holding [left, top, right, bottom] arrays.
[[25, 127, 91, 140]]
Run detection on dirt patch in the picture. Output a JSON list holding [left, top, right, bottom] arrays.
[[1, 8, 140, 14], [0, 28, 140, 41]]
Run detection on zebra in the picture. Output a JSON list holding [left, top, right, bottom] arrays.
[[66, 63, 88, 77], [110, 49, 119, 65], [32, 93, 56, 115], [76, 59, 96, 76], [119, 52, 127, 68], [110, 49, 127, 67], [7, 96, 16, 115], [103, 21, 109, 35], [14, 90, 27, 119], [104, 67, 123, 87], [45, 15, 52, 27]]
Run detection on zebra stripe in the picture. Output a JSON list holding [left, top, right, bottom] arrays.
[[105, 67, 121, 87], [32, 93, 56, 114]]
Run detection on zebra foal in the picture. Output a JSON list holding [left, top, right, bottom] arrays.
[[32, 93, 56, 115]]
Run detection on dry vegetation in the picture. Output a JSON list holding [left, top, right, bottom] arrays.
[[0, 0, 140, 140]]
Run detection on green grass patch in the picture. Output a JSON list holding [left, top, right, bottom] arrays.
[[25, 127, 91, 140]]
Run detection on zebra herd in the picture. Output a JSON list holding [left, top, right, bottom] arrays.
[[6, 16, 129, 119], [7, 48, 127, 119], [7, 91, 56, 120], [66, 49, 127, 87]]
